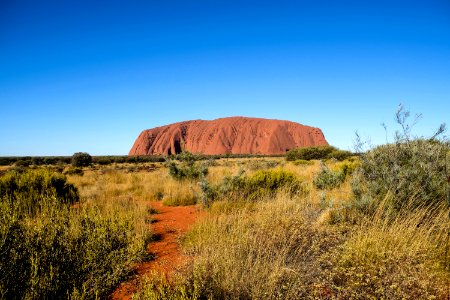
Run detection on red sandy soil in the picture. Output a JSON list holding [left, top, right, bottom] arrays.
[[110, 201, 204, 300], [129, 116, 328, 156]]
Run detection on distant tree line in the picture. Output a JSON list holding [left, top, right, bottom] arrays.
[[286, 145, 355, 161], [0, 155, 166, 166], [0, 147, 358, 168], [0, 152, 287, 167]]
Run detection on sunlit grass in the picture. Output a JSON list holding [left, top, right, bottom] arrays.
[[3, 153, 449, 299], [132, 156, 450, 299]]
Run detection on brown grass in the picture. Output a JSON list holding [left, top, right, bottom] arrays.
[[130, 157, 450, 299]]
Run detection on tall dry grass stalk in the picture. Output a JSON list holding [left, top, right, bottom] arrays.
[[333, 197, 450, 298]]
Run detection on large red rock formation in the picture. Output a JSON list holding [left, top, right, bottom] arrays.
[[129, 117, 328, 156]]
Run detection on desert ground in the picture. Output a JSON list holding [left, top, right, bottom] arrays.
[[1, 142, 450, 299]]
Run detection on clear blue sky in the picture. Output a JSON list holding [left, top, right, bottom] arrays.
[[1, 0, 449, 156]]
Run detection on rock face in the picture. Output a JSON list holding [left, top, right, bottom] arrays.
[[129, 117, 328, 156]]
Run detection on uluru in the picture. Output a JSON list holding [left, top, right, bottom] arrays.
[[129, 117, 328, 156]]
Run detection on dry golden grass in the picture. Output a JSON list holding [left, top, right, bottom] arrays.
[[69, 166, 200, 207], [11, 157, 443, 299], [1, 167, 152, 299], [130, 157, 449, 299], [333, 200, 450, 298], [66, 167, 153, 255]]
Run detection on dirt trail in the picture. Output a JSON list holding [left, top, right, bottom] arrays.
[[110, 201, 203, 300]]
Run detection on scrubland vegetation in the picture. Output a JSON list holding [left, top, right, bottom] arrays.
[[0, 168, 151, 299], [1, 110, 449, 299]]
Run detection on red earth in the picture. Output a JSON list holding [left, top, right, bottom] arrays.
[[129, 116, 328, 156], [110, 201, 204, 300]]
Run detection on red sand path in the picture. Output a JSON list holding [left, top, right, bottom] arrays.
[[110, 201, 203, 300]]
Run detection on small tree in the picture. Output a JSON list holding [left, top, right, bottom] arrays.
[[71, 152, 92, 167]]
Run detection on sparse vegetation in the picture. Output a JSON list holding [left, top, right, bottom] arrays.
[[246, 159, 280, 170], [332, 204, 450, 298], [352, 139, 450, 211], [352, 106, 450, 213], [313, 162, 346, 190], [0, 169, 79, 216], [64, 166, 84, 176], [199, 168, 307, 205], [0, 168, 150, 299], [286, 145, 353, 161], [291, 159, 314, 166], [2, 108, 449, 299], [132, 108, 450, 299], [167, 151, 208, 181]]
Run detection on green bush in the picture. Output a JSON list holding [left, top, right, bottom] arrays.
[[352, 106, 450, 211], [167, 151, 208, 181], [71, 152, 92, 167], [14, 159, 31, 167], [0, 169, 148, 299], [0, 202, 147, 299], [97, 157, 112, 165], [202, 169, 307, 204], [31, 157, 44, 166], [313, 163, 346, 190], [43, 157, 61, 165], [0, 169, 79, 216], [245, 169, 303, 196], [292, 159, 314, 166], [327, 149, 354, 161], [352, 139, 450, 210], [63, 167, 84, 176], [286, 146, 352, 161], [339, 158, 360, 176]]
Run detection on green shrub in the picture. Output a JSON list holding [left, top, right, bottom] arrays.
[[199, 178, 216, 207], [286, 146, 352, 161], [0, 169, 148, 299], [202, 169, 307, 204], [14, 159, 31, 167], [31, 157, 44, 166], [0, 201, 148, 299], [0, 169, 79, 216], [167, 151, 208, 181], [63, 167, 84, 176], [43, 157, 60, 165], [71, 152, 92, 167], [352, 106, 450, 211], [97, 157, 112, 165], [0, 157, 15, 166], [352, 139, 450, 211], [339, 158, 360, 176], [245, 169, 303, 195], [313, 163, 346, 190], [286, 146, 334, 161], [327, 149, 354, 161]]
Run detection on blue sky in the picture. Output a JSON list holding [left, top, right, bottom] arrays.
[[1, 0, 449, 156]]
